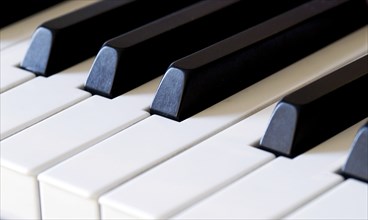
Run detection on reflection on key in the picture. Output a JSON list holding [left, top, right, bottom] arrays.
[[20, 0, 200, 76], [259, 55, 368, 157], [85, 0, 309, 98], [150, 0, 367, 121]]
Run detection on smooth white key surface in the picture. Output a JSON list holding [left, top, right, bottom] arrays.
[[173, 157, 343, 219], [45, 58, 94, 89], [0, 40, 34, 93], [1, 40, 30, 65], [0, 56, 95, 140], [284, 179, 368, 220], [0, 0, 97, 50], [0, 64, 35, 93], [1, 167, 41, 219], [99, 105, 275, 219], [0, 77, 90, 140], [36, 27, 366, 219]]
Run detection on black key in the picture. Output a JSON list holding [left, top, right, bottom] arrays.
[[150, 0, 367, 121], [259, 55, 368, 158], [84, 0, 309, 98], [20, 0, 200, 76], [341, 122, 368, 183], [0, 0, 65, 28]]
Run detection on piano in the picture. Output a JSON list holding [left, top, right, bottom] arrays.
[[1, 0, 367, 219]]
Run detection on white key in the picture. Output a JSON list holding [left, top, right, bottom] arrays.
[[0, 0, 98, 50], [36, 27, 366, 219], [0, 56, 95, 140], [173, 157, 343, 219], [0, 40, 30, 65], [0, 77, 90, 140], [112, 77, 163, 111], [99, 106, 275, 219], [293, 119, 368, 173], [0, 65, 35, 93], [284, 179, 368, 220], [46, 58, 94, 89], [0, 40, 34, 93]]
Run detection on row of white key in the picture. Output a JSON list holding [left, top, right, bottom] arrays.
[[99, 116, 367, 219]]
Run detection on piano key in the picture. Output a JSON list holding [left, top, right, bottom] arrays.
[[341, 122, 368, 182], [259, 55, 368, 157], [0, 66, 34, 94], [98, 105, 276, 219], [284, 179, 368, 220], [173, 157, 343, 219], [85, 0, 309, 98], [0, 0, 65, 28], [45, 58, 94, 89], [0, 60, 92, 140], [1, 167, 41, 219], [36, 26, 366, 219], [0, 0, 97, 50], [20, 0, 201, 76], [0, 40, 35, 93], [1, 39, 30, 65], [150, 0, 367, 121]]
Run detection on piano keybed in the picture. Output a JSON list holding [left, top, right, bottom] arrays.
[[0, 0, 367, 219]]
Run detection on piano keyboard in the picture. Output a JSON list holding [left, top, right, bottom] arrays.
[[1, 0, 367, 219]]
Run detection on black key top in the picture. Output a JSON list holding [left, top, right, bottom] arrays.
[[150, 0, 367, 121], [84, 0, 309, 98], [341, 122, 368, 183], [20, 0, 200, 76], [0, 0, 65, 28], [259, 55, 368, 158]]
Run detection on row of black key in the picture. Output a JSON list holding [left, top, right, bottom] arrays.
[[84, 0, 310, 98]]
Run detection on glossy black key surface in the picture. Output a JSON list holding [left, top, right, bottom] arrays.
[[84, 0, 310, 99], [0, 0, 65, 28], [150, 0, 367, 121], [341, 122, 368, 183], [259, 55, 368, 158], [20, 0, 200, 76]]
